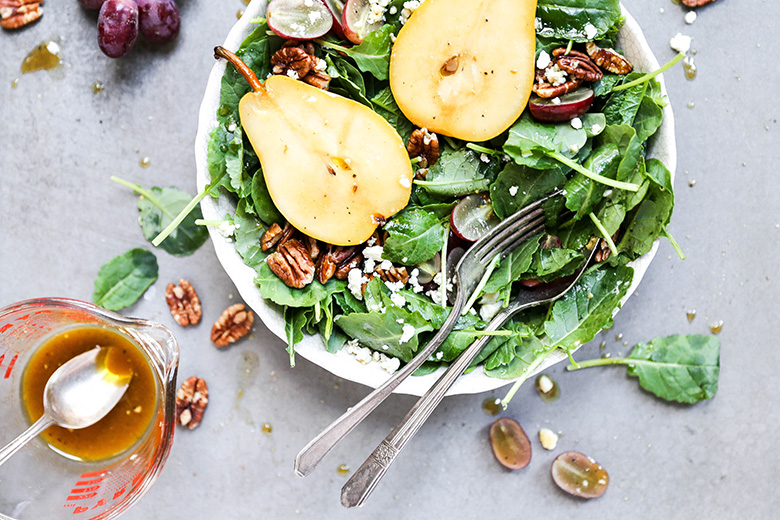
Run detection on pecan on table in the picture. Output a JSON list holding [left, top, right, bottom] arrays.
[[682, 0, 717, 6], [211, 303, 254, 347], [267, 238, 316, 288], [585, 43, 633, 76], [271, 45, 314, 80], [165, 279, 202, 327], [552, 48, 603, 82], [407, 128, 440, 168], [1, 0, 43, 30], [176, 376, 208, 430]]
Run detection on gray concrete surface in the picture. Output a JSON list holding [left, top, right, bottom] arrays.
[[2, 0, 778, 518]]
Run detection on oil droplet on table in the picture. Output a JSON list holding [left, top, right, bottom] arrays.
[[535, 374, 559, 402], [482, 397, 501, 416], [11, 78, 19, 88], [683, 56, 697, 80], [242, 0, 251, 5], [710, 320, 724, 334], [93, 81, 104, 94], [615, 333, 623, 341], [21, 41, 62, 74], [337, 464, 350, 476], [687, 101, 695, 109], [261, 422, 273, 434], [237, 8, 244, 18], [140, 157, 151, 168], [688, 179, 696, 187], [599, 341, 606, 351], [686, 310, 696, 322]]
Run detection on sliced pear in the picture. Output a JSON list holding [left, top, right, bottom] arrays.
[[389, 0, 537, 142], [215, 47, 412, 246]]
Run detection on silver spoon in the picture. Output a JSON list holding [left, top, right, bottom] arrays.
[[0, 346, 132, 466]]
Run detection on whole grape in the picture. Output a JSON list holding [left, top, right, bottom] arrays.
[[137, 0, 180, 44], [78, 0, 106, 10], [98, 0, 139, 58]]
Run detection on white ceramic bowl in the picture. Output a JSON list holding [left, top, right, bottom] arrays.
[[195, 2, 676, 396]]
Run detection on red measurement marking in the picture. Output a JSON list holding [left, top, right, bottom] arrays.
[[80, 471, 107, 479], [75, 478, 105, 487], [15, 314, 30, 321], [0, 324, 12, 333], [66, 492, 98, 501], [4, 354, 18, 379]]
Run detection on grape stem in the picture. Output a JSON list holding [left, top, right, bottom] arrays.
[[214, 46, 265, 93]]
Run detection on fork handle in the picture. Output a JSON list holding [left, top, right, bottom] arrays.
[[340, 326, 500, 507], [294, 303, 462, 477]]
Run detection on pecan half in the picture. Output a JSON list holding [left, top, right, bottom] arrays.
[[267, 238, 315, 288], [211, 303, 254, 347], [407, 128, 440, 168], [262, 222, 295, 251], [316, 249, 338, 284], [585, 43, 633, 75], [682, 0, 717, 6], [376, 266, 409, 285], [552, 48, 603, 82], [302, 235, 321, 261], [1, 0, 43, 30], [176, 376, 208, 430], [318, 246, 361, 284], [594, 233, 619, 263], [165, 279, 202, 326], [533, 76, 582, 98], [302, 70, 331, 90], [271, 46, 313, 79], [335, 252, 362, 280]]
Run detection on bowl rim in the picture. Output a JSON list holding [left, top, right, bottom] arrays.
[[194, 1, 676, 397]]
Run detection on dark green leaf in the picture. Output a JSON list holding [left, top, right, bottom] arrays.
[[564, 144, 620, 219], [484, 335, 545, 379], [482, 236, 542, 294], [530, 247, 584, 282], [251, 171, 283, 226], [383, 207, 446, 265], [490, 163, 566, 219], [633, 95, 664, 142], [133, 185, 209, 257], [233, 199, 267, 268], [334, 25, 393, 80], [93, 249, 158, 310], [536, 0, 622, 42], [335, 307, 434, 363], [370, 87, 415, 142], [255, 262, 346, 307], [417, 148, 498, 198]]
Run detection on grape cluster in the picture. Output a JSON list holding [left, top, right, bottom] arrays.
[[79, 0, 180, 58]]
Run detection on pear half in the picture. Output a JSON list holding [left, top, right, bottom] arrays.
[[235, 72, 412, 246], [389, 0, 538, 142]]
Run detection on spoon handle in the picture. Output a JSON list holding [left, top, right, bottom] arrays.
[[0, 414, 55, 467]]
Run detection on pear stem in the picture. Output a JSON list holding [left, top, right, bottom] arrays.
[[214, 46, 265, 93]]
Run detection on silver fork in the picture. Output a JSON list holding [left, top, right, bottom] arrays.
[[294, 190, 561, 478], [340, 241, 599, 508]]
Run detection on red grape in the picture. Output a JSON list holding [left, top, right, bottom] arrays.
[[137, 0, 180, 44], [97, 0, 139, 58], [79, 0, 107, 10]]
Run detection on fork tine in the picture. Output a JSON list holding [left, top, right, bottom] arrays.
[[474, 210, 544, 263], [493, 221, 546, 258]]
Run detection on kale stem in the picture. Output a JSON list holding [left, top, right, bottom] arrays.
[[588, 212, 618, 257], [111, 176, 175, 218], [500, 351, 552, 409], [566, 347, 579, 368], [194, 219, 227, 226], [439, 222, 450, 309], [461, 254, 500, 316], [564, 40, 574, 55], [443, 135, 461, 150], [152, 185, 212, 247], [465, 143, 502, 155], [613, 52, 686, 92], [548, 151, 640, 191], [314, 38, 349, 53], [410, 156, 421, 165], [566, 356, 632, 370], [663, 226, 686, 260]]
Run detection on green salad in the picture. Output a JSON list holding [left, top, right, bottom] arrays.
[[199, 0, 680, 395]]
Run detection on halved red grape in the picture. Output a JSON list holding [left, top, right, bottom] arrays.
[[528, 88, 594, 123], [551, 451, 609, 499], [137, 0, 180, 44], [267, 0, 333, 41], [98, 0, 139, 58], [489, 417, 531, 470], [79, 0, 107, 10], [319, 0, 346, 38], [342, 0, 383, 44], [450, 193, 500, 242]]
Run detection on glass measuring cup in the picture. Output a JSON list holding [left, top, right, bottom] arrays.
[[0, 298, 179, 520]]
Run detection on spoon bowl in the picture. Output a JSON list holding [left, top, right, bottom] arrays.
[[0, 346, 131, 466]]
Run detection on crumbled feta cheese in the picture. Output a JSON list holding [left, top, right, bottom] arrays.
[[539, 428, 559, 450], [390, 292, 407, 309], [345, 340, 400, 373], [364, 258, 376, 273], [303, 0, 313, 6], [363, 245, 384, 262], [509, 185, 519, 197], [544, 64, 568, 86], [534, 17, 542, 32], [479, 301, 502, 321], [591, 123, 602, 134], [603, 189, 613, 198], [569, 144, 579, 154], [314, 57, 327, 72], [308, 10, 323, 23], [347, 268, 366, 300], [684, 11, 697, 24], [570, 117, 583, 130], [399, 0, 422, 24], [584, 22, 598, 40], [389, 5, 397, 14], [286, 69, 300, 80], [551, 96, 561, 105], [538, 374, 554, 394], [409, 268, 424, 293], [385, 280, 405, 293], [389, 32, 396, 43], [536, 50, 551, 70], [399, 324, 416, 344], [379, 355, 400, 373], [379, 259, 394, 271], [480, 153, 490, 163], [345, 340, 373, 364], [216, 220, 237, 239], [400, 176, 411, 188], [670, 33, 692, 54], [435, 351, 443, 360]]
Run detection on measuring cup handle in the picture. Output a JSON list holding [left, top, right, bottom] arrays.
[[0, 414, 55, 467]]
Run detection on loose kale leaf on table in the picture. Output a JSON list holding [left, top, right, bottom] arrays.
[[136, 186, 209, 257], [93, 248, 158, 311], [569, 334, 721, 404]]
